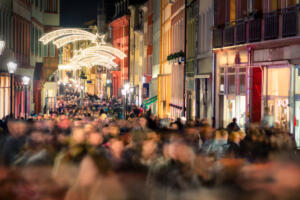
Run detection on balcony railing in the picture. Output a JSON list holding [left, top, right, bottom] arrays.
[[235, 21, 246, 44], [223, 25, 234, 46], [213, 28, 223, 48], [283, 6, 298, 37], [249, 18, 262, 42], [264, 12, 279, 40]]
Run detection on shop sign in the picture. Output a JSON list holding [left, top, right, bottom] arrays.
[[276, 99, 288, 107], [143, 83, 149, 98]]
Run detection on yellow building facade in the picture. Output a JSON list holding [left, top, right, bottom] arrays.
[[158, 0, 172, 118]]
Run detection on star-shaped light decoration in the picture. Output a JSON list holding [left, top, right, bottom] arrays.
[[95, 33, 106, 45]]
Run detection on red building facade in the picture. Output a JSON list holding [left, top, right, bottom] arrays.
[[109, 15, 130, 98]]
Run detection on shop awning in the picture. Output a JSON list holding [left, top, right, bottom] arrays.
[[143, 95, 157, 108]]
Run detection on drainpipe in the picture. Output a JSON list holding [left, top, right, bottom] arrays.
[[247, 46, 253, 126], [128, 15, 131, 84], [183, 0, 187, 117], [212, 52, 216, 128]]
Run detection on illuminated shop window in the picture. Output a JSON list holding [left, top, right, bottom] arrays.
[[0, 75, 11, 119]]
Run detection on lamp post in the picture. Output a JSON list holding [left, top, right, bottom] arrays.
[[7, 62, 17, 118], [22, 76, 30, 120], [122, 83, 131, 120]]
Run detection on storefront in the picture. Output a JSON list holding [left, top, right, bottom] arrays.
[[170, 63, 184, 119], [0, 74, 11, 119], [262, 65, 291, 130], [294, 66, 300, 147], [218, 65, 247, 129]]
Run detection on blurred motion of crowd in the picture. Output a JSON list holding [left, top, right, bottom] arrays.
[[0, 96, 299, 200]]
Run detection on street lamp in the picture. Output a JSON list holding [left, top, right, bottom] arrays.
[[122, 83, 132, 120], [22, 76, 30, 120], [7, 62, 17, 118]]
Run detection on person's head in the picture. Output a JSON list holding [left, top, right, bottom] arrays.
[[232, 118, 237, 123], [139, 117, 148, 129], [88, 132, 103, 147], [142, 139, 158, 159], [108, 138, 124, 157], [71, 127, 86, 144]]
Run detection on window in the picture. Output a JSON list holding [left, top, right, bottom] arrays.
[[43, 44, 48, 57], [229, 0, 236, 22], [268, 0, 281, 11], [30, 26, 34, 53], [38, 30, 42, 57], [220, 67, 225, 93], [237, 0, 248, 19], [50, 43, 55, 57], [214, 0, 226, 25], [267, 67, 290, 96], [34, 27, 38, 56], [45, 0, 50, 12], [286, 0, 299, 7], [0, 76, 11, 119], [296, 68, 300, 94], [52, 0, 57, 12], [248, 0, 263, 13], [227, 67, 236, 94], [238, 68, 246, 94], [40, 0, 43, 10]]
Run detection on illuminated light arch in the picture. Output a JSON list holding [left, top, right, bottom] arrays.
[[80, 48, 116, 60], [58, 64, 80, 71], [72, 59, 118, 67], [85, 45, 127, 59], [71, 54, 117, 66], [75, 56, 118, 66], [53, 35, 97, 48], [74, 60, 117, 69], [96, 45, 126, 59], [72, 52, 116, 63], [39, 28, 97, 44]]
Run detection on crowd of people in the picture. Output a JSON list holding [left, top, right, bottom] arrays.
[[0, 97, 299, 200]]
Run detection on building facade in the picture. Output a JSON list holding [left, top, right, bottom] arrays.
[[158, 0, 172, 118], [169, 0, 185, 119], [128, 0, 147, 105], [213, 0, 300, 146], [109, 0, 130, 98], [0, 0, 14, 119], [195, 0, 213, 123], [149, 0, 160, 115]]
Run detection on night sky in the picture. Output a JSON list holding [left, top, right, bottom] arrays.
[[60, 0, 116, 27]]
